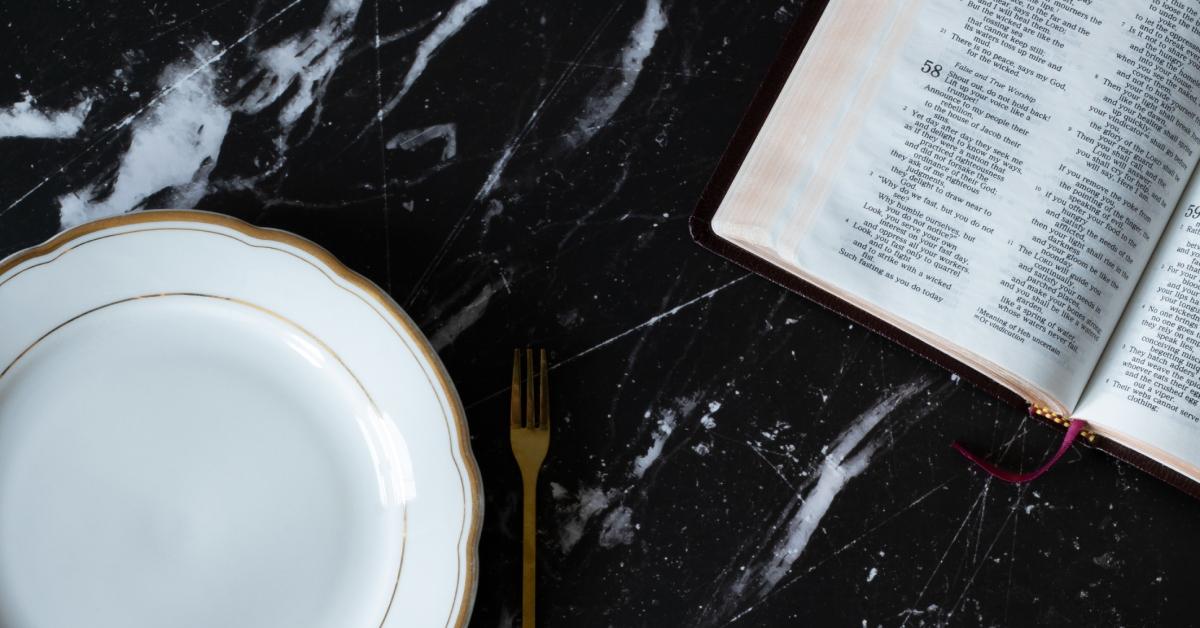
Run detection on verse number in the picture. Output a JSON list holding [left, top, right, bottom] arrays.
[[1186, 203, 1200, 219], [921, 60, 943, 78]]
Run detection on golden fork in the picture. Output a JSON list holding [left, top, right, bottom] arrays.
[[510, 348, 549, 628]]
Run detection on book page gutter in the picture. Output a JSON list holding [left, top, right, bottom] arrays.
[[1077, 172, 1200, 470], [790, 0, 1200, 408]]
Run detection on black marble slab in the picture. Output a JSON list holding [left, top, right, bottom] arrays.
[[0, 1, 1195, 626]]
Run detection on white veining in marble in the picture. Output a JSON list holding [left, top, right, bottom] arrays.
[[429, 280, 499, 350], [387, 123, 458, 160], [555, 485, 620, 554], [370, 0, 490, 138], [0, 94, 92, 139], [58, 52, 231, 228], [564, 0, 667, 149], [597, 505, 635, 548], [236, 0, 363, 128], [707, 377, 938, 625], [632, 402, 686, 478]]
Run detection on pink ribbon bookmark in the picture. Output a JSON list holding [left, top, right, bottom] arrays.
[[952, 417, 1087, 484]]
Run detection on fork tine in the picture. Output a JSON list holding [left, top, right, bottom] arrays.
[[539, 349, 549, 431], [510, 349, 522, 428], [525, 348, 535, 429]]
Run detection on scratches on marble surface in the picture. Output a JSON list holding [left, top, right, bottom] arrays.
[[371, 0, 394, 291], [401, 4, 631, 307], [704, 376, 938, 626], [343, 9, 439, 61], [563, 0, 668, 149], [387, 123, 458, 160], [556, 273, 752, 370], [58, 51, 231, 228], [899, 481, 991, 626], [0, 94, 92, 139], [899, 413, 1040, 626], [366, 0, 490, 141], [795, 479, 951, 580], [399, 0, 538, 308], [473, 4, 622, 201], [945, 482, 1030, 621], [599, 271, 682, 437], [740, 438, 800, 492], [464, 272, 751, 410]]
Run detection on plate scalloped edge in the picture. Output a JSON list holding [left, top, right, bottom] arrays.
[[0, 209, 484, 628]]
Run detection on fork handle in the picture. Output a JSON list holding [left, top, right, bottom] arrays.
[[522, 474, 538, 628]]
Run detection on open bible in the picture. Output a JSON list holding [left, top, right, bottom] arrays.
[[692, 0, 1200, 494]]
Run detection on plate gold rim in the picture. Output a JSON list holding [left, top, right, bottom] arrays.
[[0, 209, 484, 628]]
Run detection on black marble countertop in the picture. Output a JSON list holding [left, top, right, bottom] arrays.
[[0, 1, 1194, 626]]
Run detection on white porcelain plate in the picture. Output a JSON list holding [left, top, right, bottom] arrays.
[[0, 211, 481, 628]]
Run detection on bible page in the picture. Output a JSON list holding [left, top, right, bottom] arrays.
[[783, 0, 1200, 409], [1075, 172, 1200, 473]]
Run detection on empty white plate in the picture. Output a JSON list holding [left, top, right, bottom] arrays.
[[0, 211, 481, 628]]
